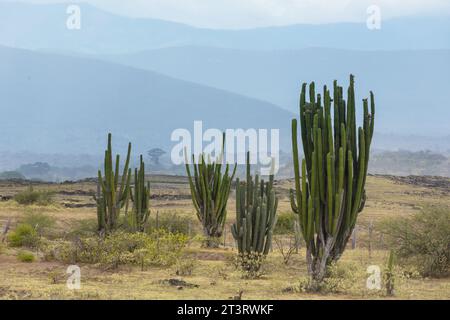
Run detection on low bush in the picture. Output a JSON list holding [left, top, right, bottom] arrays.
[[273, 212, 296, 235], [379, 206, 450, 277], [67, 219, 98, 237], [147, 212, 195, 236], [17, 251, 35, 263], [42, 230, 188, 270], [175, 257, 197, 276], [21, 211, 56, 236], [321, 262, 362, 293], [7, 223, 40, 248], [14, 186, 55, 206], [290, 262, 363, 294], [234, 253, 266, 279]]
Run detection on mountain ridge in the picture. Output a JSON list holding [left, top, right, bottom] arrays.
[[96, 46, 450, 135], [0, 45, 294, 154], [1, 2, 449, 53]]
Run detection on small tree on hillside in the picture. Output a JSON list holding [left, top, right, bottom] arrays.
[[147, 148, 166, 165]]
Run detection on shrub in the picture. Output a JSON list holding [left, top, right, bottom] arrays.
[[292, 262, 362, 293], [17, 251, 35, 263], [175, 258, 197, 276], [321, 262, 362, 293], [147, 212, 195, 236], [379, 206, 450, 277], [67, 219, 98, 238], [42, 230, 188, 270], [14, 186, 54, 206], [274, 236, 297, 265], [41, 239, 75, 263], [148, 230, 189, 266], [234, 253, 266, 279], [7, 223, 40, 248], [21, 211, 56, 236], [273, 212, 296, 234]]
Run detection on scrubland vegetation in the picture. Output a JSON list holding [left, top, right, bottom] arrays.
[[0, 76, 448, 300], [0, 174, 448, 300]]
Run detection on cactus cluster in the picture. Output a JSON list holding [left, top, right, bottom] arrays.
[[290, 75, 375, 282], [96, 134, 151, 234], [96, 133, 132, 234], [231, 152, 278, 275], [185, 150, 236, 247], [232, 153, 278, 255], [129, 155, 151, 232]]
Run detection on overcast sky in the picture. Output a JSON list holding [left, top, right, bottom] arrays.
[[9, 0, 450, 28]]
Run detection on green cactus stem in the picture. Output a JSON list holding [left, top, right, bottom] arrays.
[[96, 133, 132, 234], [290, 75, 375, 284], [231, 152, 278, 276], [185, 138, 236, 247]]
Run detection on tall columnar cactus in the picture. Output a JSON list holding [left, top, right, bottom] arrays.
[[129, 155, 151, 232], [96, 133, 132, 234], [185, 150, 237, 247], [231, 152, 278, 275], [290, 75, 375, 284]]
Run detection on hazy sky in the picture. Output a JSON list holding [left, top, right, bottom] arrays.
[[9, 0, 450, 28]]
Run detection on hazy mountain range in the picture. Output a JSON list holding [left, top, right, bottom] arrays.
[[0, 45, 293, 155], [1, 2, 449, 53], [0, 1, 449, 176], [99, 47, 450, 135]]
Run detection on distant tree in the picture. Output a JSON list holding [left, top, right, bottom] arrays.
[[0, 171, 26, 180], [147, 148, 166, 165]]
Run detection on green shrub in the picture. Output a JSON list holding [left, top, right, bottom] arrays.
[[14, 186, 55, 206], [7, 223, 40, 248], [292, 262, 362, 293], [321, 262, 362, 293], [42, 230, 188, 270], [234, 253, 266, 279], [17, 251, 35, 263], [21, 211, 56, 236], [147, 230, 189, 267], [273, 212, 296, 234], [67, 219, 98, 237], [379, 206, 450, 277], [41, 239, 75, 262], [147, 212, 195, 236]]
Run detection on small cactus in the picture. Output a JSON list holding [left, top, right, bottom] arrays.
[[129, 155, 151, 232], [385, 250, 396, 296]]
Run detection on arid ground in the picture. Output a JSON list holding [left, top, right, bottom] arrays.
[[0, 175, 449, 300]]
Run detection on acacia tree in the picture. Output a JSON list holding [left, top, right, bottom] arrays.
[[290, 75, 375, 287], [147, 148, 166, 165]]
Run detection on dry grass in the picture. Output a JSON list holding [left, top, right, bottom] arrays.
[[0, 175, 449, 300]]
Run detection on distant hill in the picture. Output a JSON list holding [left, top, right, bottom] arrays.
[[0, 2, 449, 53], [99, 46, 450, 136], [0, 45, 293, 154], [370, 150, 450, 177]]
